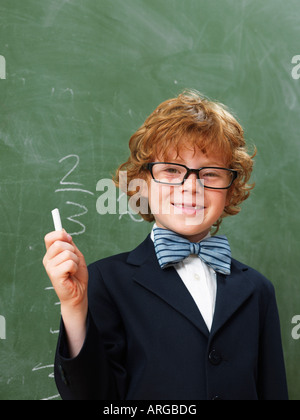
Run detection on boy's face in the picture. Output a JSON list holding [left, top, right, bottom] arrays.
[[147, 146, 231, 242]]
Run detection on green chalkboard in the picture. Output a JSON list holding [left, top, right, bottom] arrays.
[[0, 0, 300, 400]]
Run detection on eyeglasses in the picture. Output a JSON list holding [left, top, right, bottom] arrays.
[[147, 162, 238, 190]]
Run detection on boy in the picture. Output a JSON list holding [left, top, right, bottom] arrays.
[[43, 90, 288, 400]]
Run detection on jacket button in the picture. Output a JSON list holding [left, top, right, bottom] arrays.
[[211, 395, 222, 400], [58, 364, 69, 386], [208, 349, 222, 365]]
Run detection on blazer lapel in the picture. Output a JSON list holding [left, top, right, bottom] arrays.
[[210, 259, 255, 339], [127, 235, 209, 338]]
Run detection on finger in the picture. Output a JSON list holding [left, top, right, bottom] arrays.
[[44, 230, 72, 251], [45, 250, 79, 275], [69, 239, 85, 260], [46, 240, 76, 261], [50, 259, 79, 280], [48, 249, 80, 269]]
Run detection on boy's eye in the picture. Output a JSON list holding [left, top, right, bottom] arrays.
[[157, 164, 184, 175], [201, 170, 222, 178], [164, 167, 181, 174]]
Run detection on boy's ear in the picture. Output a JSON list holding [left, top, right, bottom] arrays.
[[225, 188, 233, 207], [138, 173, 151, 198]]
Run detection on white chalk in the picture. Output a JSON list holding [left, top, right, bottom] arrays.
[[52, 208, 63, 231]]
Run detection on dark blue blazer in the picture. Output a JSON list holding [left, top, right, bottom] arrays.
[[55, 235, 288, 400]]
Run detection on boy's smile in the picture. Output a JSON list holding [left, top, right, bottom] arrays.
[[147, 147, 231, 242]]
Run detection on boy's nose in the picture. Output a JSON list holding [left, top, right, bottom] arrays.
[[182, 173, 202, 192]]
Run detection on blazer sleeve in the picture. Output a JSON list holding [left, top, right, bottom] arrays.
[[257, 284, 289, 400], [54, 262, 128, 400]]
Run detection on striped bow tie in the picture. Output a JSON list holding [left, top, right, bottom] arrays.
[[153, 227, 232, 275]]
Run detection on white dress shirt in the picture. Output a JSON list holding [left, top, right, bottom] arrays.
[[151, 225, 217, 331]]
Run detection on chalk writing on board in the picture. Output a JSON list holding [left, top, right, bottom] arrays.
[[32, 363, 54, 379], [0, 315, 6, 339], [55, 154, 94, 235], [291, 315, 300, 340], [291, 55, 300, 80], [58, 154, 83, 185], [66, 201, 88, 235], [0, 55, 6, 79], [31, 364, 60, 400]]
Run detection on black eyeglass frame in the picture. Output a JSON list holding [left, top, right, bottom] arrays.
[[147, 162, 238, 190]]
